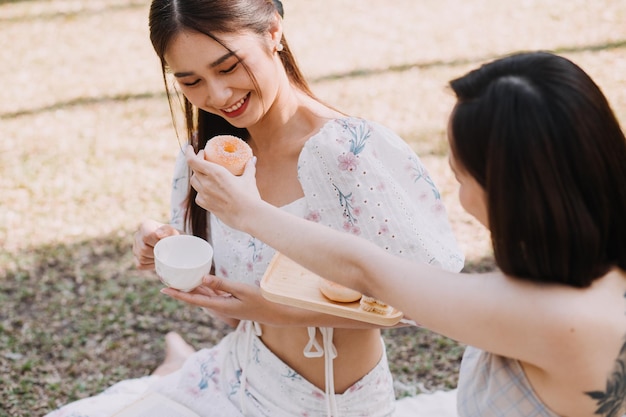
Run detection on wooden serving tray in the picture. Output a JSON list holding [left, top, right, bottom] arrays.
[[260, 253, 403, 326]]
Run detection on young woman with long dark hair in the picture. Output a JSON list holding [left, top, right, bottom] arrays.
[[46, 1, 462, 416]]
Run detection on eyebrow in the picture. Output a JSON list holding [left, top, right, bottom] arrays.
[[173, 51, 236, 78]]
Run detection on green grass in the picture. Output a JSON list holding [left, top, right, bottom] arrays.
[[0, 234, 231, 415]]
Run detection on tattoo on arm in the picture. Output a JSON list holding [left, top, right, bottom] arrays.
[[585, 291, 626, 417]]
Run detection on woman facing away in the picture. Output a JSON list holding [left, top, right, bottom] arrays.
[[184, 51, 626, 417], [45, 0, 463, 416]]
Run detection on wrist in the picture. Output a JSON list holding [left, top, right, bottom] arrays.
[[237, 199, 268, 236]]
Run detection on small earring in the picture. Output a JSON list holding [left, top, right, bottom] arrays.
[[276, 43, 284, 52]]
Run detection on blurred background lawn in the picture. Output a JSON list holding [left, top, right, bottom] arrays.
[[1, 0, 625, 415]]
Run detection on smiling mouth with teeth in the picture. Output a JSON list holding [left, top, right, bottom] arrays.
[[223, 93, 249, 114]]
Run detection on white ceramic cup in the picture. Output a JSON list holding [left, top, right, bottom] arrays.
[[153, 235, 213, 292]]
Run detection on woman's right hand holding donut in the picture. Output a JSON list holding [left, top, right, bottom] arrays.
[[133, 219, 180, 270]]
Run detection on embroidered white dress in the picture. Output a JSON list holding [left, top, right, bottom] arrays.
[[45, 117, 463, 417]]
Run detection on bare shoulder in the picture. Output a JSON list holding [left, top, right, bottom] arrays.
[[552, 270, 625, 379], [578, 269, 626, 415], [525, 270, 626, 416], [547, 270, 625, 368]]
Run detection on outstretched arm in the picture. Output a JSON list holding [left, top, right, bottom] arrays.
[[185, 147, 584, 371]]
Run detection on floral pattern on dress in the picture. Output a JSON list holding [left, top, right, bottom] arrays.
[[333, 184, 361, 234], [407, 155, 441, 200], [246, 238, 266, 281], [335, 119, 370, 171], [197, 359, 220, 391], [304, 210, 321, 222], [170, 171, 189, 230], [298, 116, 464, 272]]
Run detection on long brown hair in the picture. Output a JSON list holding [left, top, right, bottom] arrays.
[[449, 51, 626, 287], [148, 0, 315, 239]]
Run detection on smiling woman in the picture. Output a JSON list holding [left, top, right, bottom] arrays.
[[44, 0, 463, 417]]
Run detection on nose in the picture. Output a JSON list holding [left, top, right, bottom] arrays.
[[204, 78, 231, 109]]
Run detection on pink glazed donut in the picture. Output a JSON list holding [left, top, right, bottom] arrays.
[[204, 135, 253, 176]]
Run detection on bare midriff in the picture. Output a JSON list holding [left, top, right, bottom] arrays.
[[260, 325, 383, 394]]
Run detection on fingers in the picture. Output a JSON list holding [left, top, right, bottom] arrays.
[[132, 220, 180, 270], [185, 142, 261, 230], [133, 224, 156, 270], [185, 146, 225, 175], [185, 146, 206, 177], [202, 275, 237, 295], [160, 285, 238, 312], [185, 147, 232, 210], [160, 276, 274, 324], [194, 282, 232, 298], [185, 144, 246, 183], [160, 275, 241, 306], [242, 156, 257, 178], [184, 144, 198, 164]]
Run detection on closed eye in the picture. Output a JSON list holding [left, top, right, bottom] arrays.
[[220, 62, 239, 74], [182, 79, 201, 87]]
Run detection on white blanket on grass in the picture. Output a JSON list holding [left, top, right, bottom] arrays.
[[394, 389, 458, 417]]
